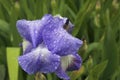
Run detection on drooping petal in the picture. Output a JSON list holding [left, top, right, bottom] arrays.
[[66, 54, 82, 71], [18, 44, 60, 74], [55, 54, 82, 80], [43, 17, 83, 56], [61, 54, 82, 71], [16, 14, 52, 47], [55, 66, 70, 80]]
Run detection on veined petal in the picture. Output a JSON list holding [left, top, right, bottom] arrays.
[[61, 54, 82, 71], [16, 14, 52, 47], [66, 54, 82, 71], [55, 66, 70, 80], [18, 44, 60, 74], [55, 54, 82, 80], [43, 18, 83, 56]]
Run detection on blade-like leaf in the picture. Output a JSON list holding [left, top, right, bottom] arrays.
[[101, 10, 119, 80], [0, 65, 5, 80], [47, 74, 53, 80], [7, 47, 20, 80], [27, 75, 34, 80], [72, 0, 97, 36], [83, 42, 102, 61], [70, 65, 85, 80], [87, 60, 108, 80], [0, 19, 9, 32], [0, 0, 11, 15]]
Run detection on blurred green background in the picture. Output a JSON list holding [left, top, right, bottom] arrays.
[[0, 0, 120, 80]]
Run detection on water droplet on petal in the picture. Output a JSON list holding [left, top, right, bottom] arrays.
[[55, 66, 57, 70], [35, 30, 38, 34], [41, 54, 44, 57]]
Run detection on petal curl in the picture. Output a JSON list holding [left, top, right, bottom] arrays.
[[66, 54, 82, 71], [61, 54, 82, 71], [18, 44, 60, 74], [43, 17, 83, 56], [55, 54, 82, 80], [16, 14, 52, 47]]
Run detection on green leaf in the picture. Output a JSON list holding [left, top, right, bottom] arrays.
[[72, 0, 97, 36], [19, 0, 34, 19], [0, 5, 5, 20], [70, 65, 85, 80], [58, 0, 65, 15], [111, 66, 120, 80], [101, 10, 119, 80], [9, 6, 21, 46], [0, 47, 6, 65], [66, 0, 78, 13], [51, 0, 58, 15], [0, 20, 11, 46], [66, 5, 76, 20], [87, 60, 108, 80], [27, 75, 34, 80], [100, 0, 113, 13], [83, 42, 102, 61], [0, 19, 9, 32], [27, 0, 35, 16], [7, 47, 20, 80], [43, 0, 48, 14], [35, 0, 43, 19], [0, 65, 5, 80], [0, 0, 12, 15], [47, 74, 53, 80]]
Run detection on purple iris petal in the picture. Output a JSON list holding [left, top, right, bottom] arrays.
[[18, 44, 60, 74], [43, 17, 83, 56], [16, 14, 52, 47], [55, 66, 70, 80], [54, 15, 74, 33], [66, 54, 82, 71], [17, 14, 83, 80], [55, 54, 82, 80]]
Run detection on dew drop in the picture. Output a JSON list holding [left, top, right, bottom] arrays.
[[53, 41, 57, 43], [35, 30, 38, 34], [55, 66, 57, 69], [41, 54, 44, 57]]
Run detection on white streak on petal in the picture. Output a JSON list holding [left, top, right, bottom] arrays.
[[18, 43, 60, 74], [61, 54, 74, 71], [22, 39, 31, 52], [32, 44, 50, 59]]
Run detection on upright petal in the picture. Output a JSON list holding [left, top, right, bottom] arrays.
[[43, 17, 83, 56], [16, 14, 52, 47], [54, 15, 74, 33], [18, 44, 60, 74]]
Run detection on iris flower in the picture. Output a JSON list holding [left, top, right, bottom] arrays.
[[16, 14, 83, 80]]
